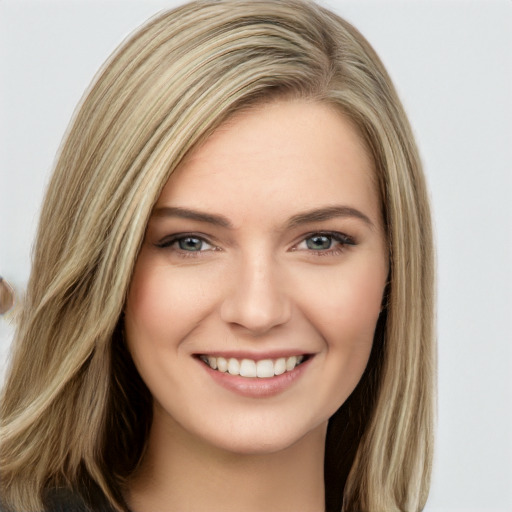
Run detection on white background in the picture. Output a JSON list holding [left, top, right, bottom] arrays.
[[1, 1, 511, 510]]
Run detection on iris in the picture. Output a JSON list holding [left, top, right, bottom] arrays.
[[306, 235, 333, 251], [178, 237, 204, 251]]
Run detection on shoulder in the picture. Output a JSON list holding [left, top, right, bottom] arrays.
[[43, 488, 90, 511], [0, 488, 88, 512], [0, 486, 119, 512], [44, 487, 118, 512]]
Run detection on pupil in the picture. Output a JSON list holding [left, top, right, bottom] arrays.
[[307, 235, 331, 250], [179, 237, 202, 251]]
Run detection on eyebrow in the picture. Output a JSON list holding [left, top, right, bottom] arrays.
[[286, 205, 374, 229], [152, 205, 374, 230], [152, 206, 233, 228]]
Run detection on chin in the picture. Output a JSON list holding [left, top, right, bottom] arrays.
[[193, 417, 328, 457]]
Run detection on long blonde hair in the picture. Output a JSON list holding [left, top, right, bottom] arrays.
[[0, 1, 435, 511]]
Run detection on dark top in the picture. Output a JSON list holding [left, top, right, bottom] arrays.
[[1, 487, 121, 512], [46, 488, 119, 512]]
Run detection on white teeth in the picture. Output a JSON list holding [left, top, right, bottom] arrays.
[[256, 359, 274, 378], [274, 357, 286, 375], [217, 357, 228, 372], [240, 359, 257, 377], [200, 354, 305, 378], [286, 356, 297, 371], [228, 358, 240, 375]]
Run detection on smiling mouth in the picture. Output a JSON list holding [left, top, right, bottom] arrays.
[[198, 355, 306, 378]]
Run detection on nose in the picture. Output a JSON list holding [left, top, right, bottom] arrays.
[[220, 253, 292, 335]]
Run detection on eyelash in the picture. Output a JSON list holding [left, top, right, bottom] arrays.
[[293, 231, 356, 256], [154, 231, 356, 258], [154, 234, 216, 258]]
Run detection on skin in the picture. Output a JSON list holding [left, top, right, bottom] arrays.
[[124, 100, 388, 512]]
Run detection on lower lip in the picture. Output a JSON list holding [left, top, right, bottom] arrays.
[[198, 357, 312, 398]]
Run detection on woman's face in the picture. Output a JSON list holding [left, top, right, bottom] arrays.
[[125, 100, 388, 455]]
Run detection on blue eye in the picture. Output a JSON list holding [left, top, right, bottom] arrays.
[[177, 237, 206, 252], [155, 235, 214, 253], [306, 235, 333, 251], [295, 232, 355, 254]]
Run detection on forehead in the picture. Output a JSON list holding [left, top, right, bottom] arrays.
[[156, 100, 379, 226]]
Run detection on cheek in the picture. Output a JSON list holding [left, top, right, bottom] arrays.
[[298, 262, 385, 345], [125, 254, 215, 347], [123, 255, 218, 401], [293, 262, 385, 403]]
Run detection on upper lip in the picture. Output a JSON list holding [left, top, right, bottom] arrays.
[[195, 350, 313, 361]]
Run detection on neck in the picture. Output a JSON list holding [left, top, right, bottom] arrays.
[[126, 409, 327, 512]]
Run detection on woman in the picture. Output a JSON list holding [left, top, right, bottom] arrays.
[[0, 1, 435, 511]]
